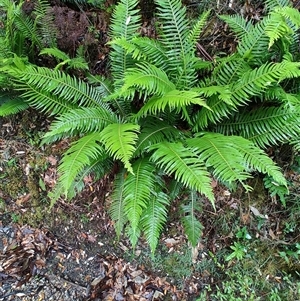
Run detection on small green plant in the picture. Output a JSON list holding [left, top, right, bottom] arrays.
[[278, 243, 300, 266], [225, 241, 247, 261]]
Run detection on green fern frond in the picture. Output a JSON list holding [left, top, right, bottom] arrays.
[[263, 175, 289, 206], [123, 158, 156, 244], [131, 37, 168, 68], [188, 10, 211, 45], [276, 6, 300, 28], [109, 37, 148, 61], [149, 141, 214, 203], [34, 0, 57, 47], [215, 105, 300, 148], [0, 96, 29, 116], [195, 85, 232, 105], [70, 157, 113, 200], [134, 117, 182, 156], [122, 62, 175, 96], [265, 0, 292, 11], [42, 107, 119, 144], [20, 83, 78, 116], [110, 169, 128, 239], [211, 55, 251, 86], [187, 132, 286, 188], [155, 0, 196, 88], [14, 12, 43, 50], [237, 17, 270, 62], [111, 36, 168, 69], [99, 123, 140, 174], [141, 191, 169, 253], [11, 65, 108, 109], [40, 47, 69, 61], [58, 133, 106, 197], [181, 191, 203, 247], [109, 0, 141, 87], [136, 90, 209, 119], [195, 61, 300, 129], [219, 14, 253, 39], [265, 10, 293, 48]]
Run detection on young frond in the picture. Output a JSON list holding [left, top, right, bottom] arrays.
[[122, 62, 175, 96], [0, 96, 29, 116], [99, 123, 140, 174], [42, 107, 118, 144], [123, 158, 157, 243], [110, 169, 128, 239], [188, 10, 211, 45], [276, 6, 300, 28], [140, 191, 169, 253], [219, 14, 253, 39], [265, 10, 293, 48], [181, 191, 203, 247], [58, 133, 106, 197], [149, 141, 214, 202], [136, 90, 209, 119]]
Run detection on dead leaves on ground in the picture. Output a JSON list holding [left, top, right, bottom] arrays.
[[0, 225, 185, 300]]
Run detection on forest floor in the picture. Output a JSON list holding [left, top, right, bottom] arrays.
[[1, 0, 300, 300]]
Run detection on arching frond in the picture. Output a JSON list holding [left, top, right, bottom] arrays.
[[194, 61, 300, 129], [14, 65, 107, 108], [141, 191, 169, 253], [70, 157, 113, 200], [149, 141, 214, 202], [215, 105, 300, 148], [181, 191, 203, 247], [99, 123, 140, 173], [42, 107, 118, 144], [58, 133, 106, 197], [0, 96, 29, 116], [14, 12, 43, 50], [219, 14, 253, 39], [186, 133, 287, 188], [237, 17, 270, 63], [123, 158, 157, 244], [20, 84, 78, 116], [131, 37, 167, 68], [265, 10, 293, 48]]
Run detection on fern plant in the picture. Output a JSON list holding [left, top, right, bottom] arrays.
[[1, 0, 300, 253]]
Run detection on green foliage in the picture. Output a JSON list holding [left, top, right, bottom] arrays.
[[1, 0, 300, 253]]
